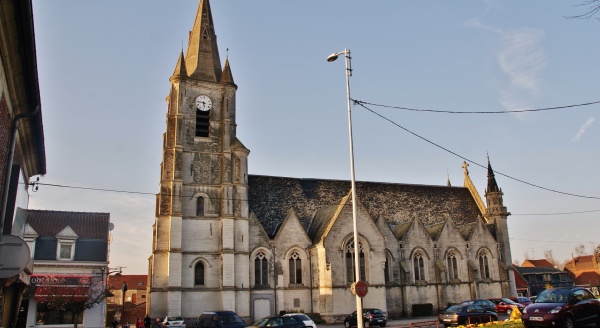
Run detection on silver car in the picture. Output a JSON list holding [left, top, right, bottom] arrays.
[[282, 313, 316, 328], [163, 316, 185, 328]]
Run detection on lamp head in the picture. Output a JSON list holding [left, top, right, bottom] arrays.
[[326, 53, 339, 62]]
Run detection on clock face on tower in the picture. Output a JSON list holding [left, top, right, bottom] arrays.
[[195, 95, 212, 112]]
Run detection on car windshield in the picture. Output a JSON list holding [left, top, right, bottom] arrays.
[[535, 289, 570, 303], [220, 315, 244, 324], [371, 310, 384, 315], [167, 317, 183, 321], [501, 298, 517, 304], [252, 318, 270, 327], [292, 314, 310, 321], [446, 305, 464, 312]]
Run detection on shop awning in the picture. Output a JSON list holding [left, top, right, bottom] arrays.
[[30, 274, 92, 302]]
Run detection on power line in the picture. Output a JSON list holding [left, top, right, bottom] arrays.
[[354, 101, 600, 200], [25, 182, 600, 215], [513, 209, 600, 216], [353, 99, 600, 114], [510, 237, 600, 244]]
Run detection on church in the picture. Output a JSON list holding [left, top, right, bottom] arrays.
[[147, 0, 517, 323]]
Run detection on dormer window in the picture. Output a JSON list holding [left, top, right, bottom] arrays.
[[56, 225, 78, 261], [59, 242, 74, 260]]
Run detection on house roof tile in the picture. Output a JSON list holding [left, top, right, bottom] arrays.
[[26, 210, 110, 240]]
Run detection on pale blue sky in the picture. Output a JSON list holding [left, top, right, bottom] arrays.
[[30, 1, 599, 274]]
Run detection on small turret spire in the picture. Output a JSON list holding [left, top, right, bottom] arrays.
[[185, 0, 222, 82], [221, 57, 235, 84], [172, 51, 188, 77], [487, 156, 500, 192]]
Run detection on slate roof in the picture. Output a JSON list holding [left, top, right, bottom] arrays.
[[26, 210, 110, 262], [26, 210, 110, 239], [248, 175, 483, 238], [515, 266, 564, 274]]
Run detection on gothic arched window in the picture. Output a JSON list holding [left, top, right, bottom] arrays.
[[194, 262, 205, 286], [384, 255, 392, 283], [413, 252, 426, 281], [345, 240, 366, 283], [288, 252, 302, 285], [479, 251, 491, 279], [447, 250, 459, 281], [254, 252, 269, 287], [196, 196, 204, 216]]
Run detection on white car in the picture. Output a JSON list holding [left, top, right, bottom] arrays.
[[282, 313, 316, 328], [163, 316, 185, 328]]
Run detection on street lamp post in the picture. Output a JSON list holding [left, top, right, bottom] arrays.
[[327, 48, 363, 328]]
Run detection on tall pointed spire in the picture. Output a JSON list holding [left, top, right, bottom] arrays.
[[487, 156, 500, 192], [185, 0, 222, 82]]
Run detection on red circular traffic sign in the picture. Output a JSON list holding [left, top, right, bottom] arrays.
[[352, 280, 368, 297]]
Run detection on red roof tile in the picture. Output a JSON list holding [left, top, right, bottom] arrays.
[[521, 259, 555, 268], [108, 274, 148, 290]]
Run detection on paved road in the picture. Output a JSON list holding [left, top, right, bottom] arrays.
[[323, 314, 512, 328]]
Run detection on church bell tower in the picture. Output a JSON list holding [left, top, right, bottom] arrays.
[[149, 0, 251, 318], [484, 158, 516, 297]]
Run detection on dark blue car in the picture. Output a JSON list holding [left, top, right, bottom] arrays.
[[438, 304, 498, 327]]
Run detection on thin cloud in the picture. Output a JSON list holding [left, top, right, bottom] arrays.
[[497, 28, 546, 117], [573, 117, 596, 141]]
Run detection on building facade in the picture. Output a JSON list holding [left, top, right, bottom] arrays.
[[148, 0, 516, 323], [23, 210, 111, 328], [514, 260, 574, 297], [0, 0, 46, 327]]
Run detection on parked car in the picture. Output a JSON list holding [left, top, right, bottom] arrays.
[[512, 297, 533, 307], [522, 287, 600, 328], [438, 304, 498, 327], [197, 311, 246, 328], [343, 308, 387, 328], [488, 298, 525, 315], [163, 316, 185, 328], [248, 316, 304, 328], [460, 300, 497, 313], [282, 313, 316, 328]]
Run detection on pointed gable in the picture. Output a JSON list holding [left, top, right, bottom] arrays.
[[56, 226, 78, 239], [273, 209, 311, 248], [248, 174, 483, 241], [185, 0, 222, 82]]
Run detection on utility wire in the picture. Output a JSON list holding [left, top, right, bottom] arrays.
[[510, 237, 600, 244], [353, 99, 600, 114], [25, 182, 600, 215], [353, 100, 600, 200]]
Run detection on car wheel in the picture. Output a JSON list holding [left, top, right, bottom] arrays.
[[364, 321, 370, 328], [381, 324, 386, 327], [563, 316, 574, 328], [344, 321, 351, 328], [506, 309, 512, 316]]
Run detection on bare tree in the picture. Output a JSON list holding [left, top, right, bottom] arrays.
[[544, 249, 557, 266], [566, 0, 600, 19], [574, 244, 587, 257], [34, 276, 109, 328]]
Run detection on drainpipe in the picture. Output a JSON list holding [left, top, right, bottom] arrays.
[[0, 106, 40, 242]]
